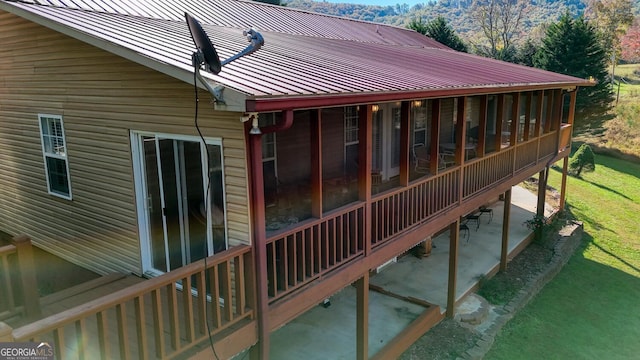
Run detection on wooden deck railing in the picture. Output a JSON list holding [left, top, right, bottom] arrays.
[[371, 168, 460, 246], [515, 138, 539, 173], [463, 149, 514, 199], [266, 204, 365, 302], [0, 236, 40, 320], [10, 245, 254, 360], [539, 132, 558, 159]]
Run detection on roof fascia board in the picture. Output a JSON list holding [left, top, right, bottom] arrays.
[[248, 83, 586, 112], [0, 2, 248, 112]]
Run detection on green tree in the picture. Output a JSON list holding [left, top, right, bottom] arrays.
[[568, 143, 596, 177], [408, 16, 468, 52], [535, 13, 613, 125]]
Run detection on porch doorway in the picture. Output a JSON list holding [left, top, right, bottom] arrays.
[[131, 133, 227, 276], [372, 103, 402, 181]]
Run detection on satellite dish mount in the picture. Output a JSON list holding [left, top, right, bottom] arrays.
[[185, 13, 264, 104]]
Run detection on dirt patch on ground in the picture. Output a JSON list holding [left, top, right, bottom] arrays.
[[401, 238, 556, 359]]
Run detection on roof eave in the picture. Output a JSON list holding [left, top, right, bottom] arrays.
[[0, 1, 248, 112], [247, 82, 590, 112]]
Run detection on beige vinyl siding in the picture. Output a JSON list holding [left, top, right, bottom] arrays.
[[0, 11, 251, 275]]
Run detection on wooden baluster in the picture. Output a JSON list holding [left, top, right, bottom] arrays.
[[75, 319, 87, 360], [53, 328, 65, 360], [209, 266, 221, 328], [234, 255, 246, 316], [181, 277, 194, 343], [134, 296, 149, 360], [220, 262, 233, 322], [195, 271, 207, 333], [116, 303, 130, 360], [151, 289, 166, 358], [166, 283, 180, 351], [96, 311, 110, 360]]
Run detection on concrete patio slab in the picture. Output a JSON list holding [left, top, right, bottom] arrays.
[[268, 186, 549, 358]]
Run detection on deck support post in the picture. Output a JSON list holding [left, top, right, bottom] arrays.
[[500, 189, 512, 272], [356, 272, 369, 360], [12, 235, 41, 319], [446, 219, 459, 318], [536, 167, 551, 242], [559, 156, 569, 212]]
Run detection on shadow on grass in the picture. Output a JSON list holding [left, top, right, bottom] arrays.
[[486, 232, 640, 359], [563, 204, 617, 236]]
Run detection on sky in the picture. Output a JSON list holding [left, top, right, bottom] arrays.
[[319, 0, 426, 7]]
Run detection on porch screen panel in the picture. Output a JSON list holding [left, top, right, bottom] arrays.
[[529, 93, 538, 138], [391, 106, 401, 169], [485, 96, 498, 154]]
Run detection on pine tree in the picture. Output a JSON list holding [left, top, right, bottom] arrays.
[[408, 16, 468, 52], [535, 13, 613, 125]]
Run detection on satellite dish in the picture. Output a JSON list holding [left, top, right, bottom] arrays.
[[185, 12, 265, 104], [185, 13, 222, 74]]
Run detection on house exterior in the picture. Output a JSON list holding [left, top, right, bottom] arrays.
[[0, 0, 589, 358]]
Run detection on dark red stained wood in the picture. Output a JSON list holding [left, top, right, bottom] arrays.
[[500, 189, 512, 272], [494, 94, 505, 152], [523, 92, 532, 141], [430, 99, 441, 175], [477, 95, 488, 158], [446, 219, 459, 318], [400, 101, 411, 186], [535, 90, 544, 137]]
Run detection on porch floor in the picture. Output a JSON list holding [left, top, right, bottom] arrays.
[[269, 186, 553, 359]]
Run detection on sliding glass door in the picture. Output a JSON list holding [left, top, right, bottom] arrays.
[[133, 133, 226, 275]]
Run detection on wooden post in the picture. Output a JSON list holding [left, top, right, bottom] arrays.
[[430, 99, 441, 175], [560, 156, 569, 212], [494, 94, 504, 152], [0, 322, 13, 342], [510, 93, 520, 146], [359, 105, 373, 256], [248, 131, 270, 360], [12, 235, 41, 319], [446, 220, 459, 318], [500, 189, 512, 272], [356, 272, 369, 360], [399, 101, 411, 187], [537, 169, 547, 219], [477, 95, 487, 158]]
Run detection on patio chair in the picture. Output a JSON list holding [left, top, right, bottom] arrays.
[[439, 150, 455, 169], [459, 223, 470, 243], [479, 206, 493, 223], [412, 143, 431, 173]]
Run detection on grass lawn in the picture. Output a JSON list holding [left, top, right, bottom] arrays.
[[485, 154, 640, 359]]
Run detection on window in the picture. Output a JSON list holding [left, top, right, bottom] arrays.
[[344, 106, 359, 172], [39, 114, 71, 199], [259, 113, 277, 206]]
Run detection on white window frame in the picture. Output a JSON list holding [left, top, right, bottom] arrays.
[[38, 114, 72, 200]]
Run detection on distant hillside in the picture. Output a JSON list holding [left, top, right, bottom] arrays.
[[284, 0, 638, 43]]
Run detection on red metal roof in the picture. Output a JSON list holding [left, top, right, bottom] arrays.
[[1, 0, 592, 111]]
